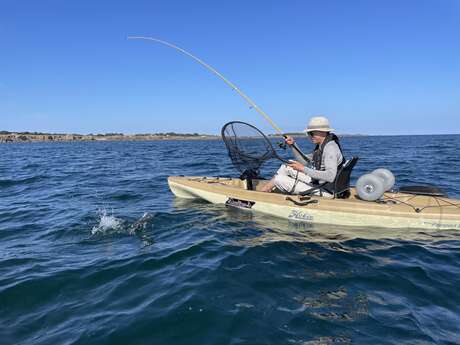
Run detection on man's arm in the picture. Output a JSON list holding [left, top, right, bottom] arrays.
[[291, 147, 312, 166], [303, 143, 341, 183], [284, 136, 312, 165]]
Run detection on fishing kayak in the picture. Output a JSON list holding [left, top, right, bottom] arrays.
[[168, 176, 460, 230]]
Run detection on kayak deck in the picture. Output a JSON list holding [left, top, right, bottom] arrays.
[[168, 176, 460, 230]]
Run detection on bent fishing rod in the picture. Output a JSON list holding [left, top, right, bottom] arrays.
[[127, 36, 309, 161]]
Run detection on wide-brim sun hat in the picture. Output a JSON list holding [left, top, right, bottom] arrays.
[[304, 116, 334, 133]]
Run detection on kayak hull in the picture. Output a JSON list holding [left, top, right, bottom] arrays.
[[168, 176, 460, 230]]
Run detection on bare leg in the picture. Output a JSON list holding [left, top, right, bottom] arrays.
[[261, 177, 276, 192]]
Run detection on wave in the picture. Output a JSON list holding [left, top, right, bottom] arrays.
[[0, 175, 45, 187]]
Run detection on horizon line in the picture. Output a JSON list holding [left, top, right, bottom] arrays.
[[1, 130, 460, 137]]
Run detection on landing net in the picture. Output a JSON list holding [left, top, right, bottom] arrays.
[[221, 121, 285, 177]]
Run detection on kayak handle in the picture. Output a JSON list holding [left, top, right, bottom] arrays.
[[285, 197, 319, 206]]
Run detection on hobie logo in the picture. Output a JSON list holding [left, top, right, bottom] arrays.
[[225, 198, 255, 209], [422, 221, 460, 229], [288, 210, 313, 221]]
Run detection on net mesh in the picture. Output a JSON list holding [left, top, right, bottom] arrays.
[[221, 121, 280, 176]]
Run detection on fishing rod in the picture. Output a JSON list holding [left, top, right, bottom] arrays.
[[127, 36, 310, 161]]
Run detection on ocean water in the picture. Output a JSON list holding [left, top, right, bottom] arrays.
[[1, 135, 460, 345]]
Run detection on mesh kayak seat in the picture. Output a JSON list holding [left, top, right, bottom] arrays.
[[299, 157, 359, 199]]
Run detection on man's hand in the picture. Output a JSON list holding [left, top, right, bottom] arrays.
[[288, 160, 304, 172], [285, 136, 295, 146]]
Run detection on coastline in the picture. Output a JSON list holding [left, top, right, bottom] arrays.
[[0, 132, 220, 143], [2, 132, 457, 143], [0, 132, 366, 143]]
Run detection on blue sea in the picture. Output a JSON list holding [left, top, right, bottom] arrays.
[[1, 135, 460, 345]]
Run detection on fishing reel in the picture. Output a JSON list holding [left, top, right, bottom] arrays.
[[277, 141, 287, 150]]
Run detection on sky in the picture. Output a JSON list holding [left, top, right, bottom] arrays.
[[1, 0, 459, 135]]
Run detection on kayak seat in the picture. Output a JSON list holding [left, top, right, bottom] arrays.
[[299, 156, 359, 199]]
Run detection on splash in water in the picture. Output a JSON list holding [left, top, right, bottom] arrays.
[[90, 210, 155, 246], [91, 209, 123, 235]]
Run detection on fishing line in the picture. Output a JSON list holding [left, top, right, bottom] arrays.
[[127, 36, 310, 161]]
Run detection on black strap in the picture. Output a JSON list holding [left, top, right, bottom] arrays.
[[311, 134, 344, 185]]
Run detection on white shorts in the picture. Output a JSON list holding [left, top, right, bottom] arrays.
[[273, 164, 331, 196]]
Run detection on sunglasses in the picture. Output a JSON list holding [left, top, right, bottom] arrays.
[[307, 131, 323, 137]]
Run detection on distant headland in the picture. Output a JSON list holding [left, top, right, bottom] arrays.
[[0, 131, 219, 143], [0, 131, 368, 143]]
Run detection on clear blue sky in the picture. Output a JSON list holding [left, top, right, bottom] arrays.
[[1, 0, 459, 135]]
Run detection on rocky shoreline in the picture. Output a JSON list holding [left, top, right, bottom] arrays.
[[0, 132, 219, 143], [0, 131, 368, 143]]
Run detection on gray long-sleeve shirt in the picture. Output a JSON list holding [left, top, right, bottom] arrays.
[[291, 141, 343, 183]]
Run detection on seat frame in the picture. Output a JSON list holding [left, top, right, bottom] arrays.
[[298, 156, 359, 199]]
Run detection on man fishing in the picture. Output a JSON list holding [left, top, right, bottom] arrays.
[[128, 38, 344, 197], [261, 116, 344, 195]]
